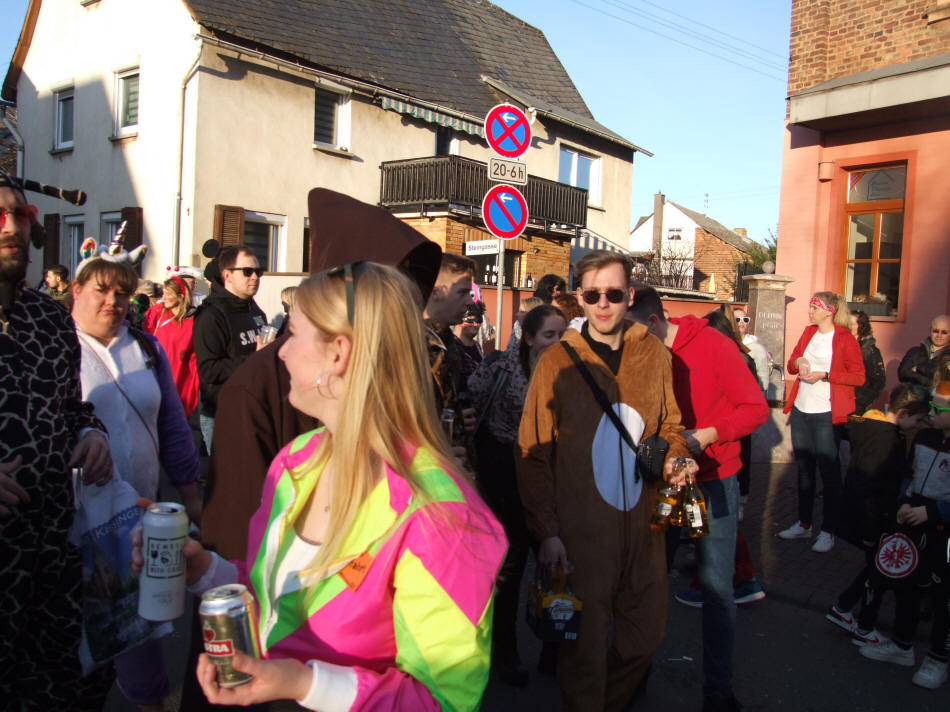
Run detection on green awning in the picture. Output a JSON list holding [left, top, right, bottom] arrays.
[[379, 96, 484, 137]]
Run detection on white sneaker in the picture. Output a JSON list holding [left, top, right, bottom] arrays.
[[913, 656, 948, 689], [778, 521, 812, 539], [811, 531, 835, 553], [859, 638, 915, 666], [825, 605, 855, 633]]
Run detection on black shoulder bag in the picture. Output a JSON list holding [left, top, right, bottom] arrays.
[[561, 342, 668, 483]]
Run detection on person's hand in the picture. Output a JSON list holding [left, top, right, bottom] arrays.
[[197, 651, 311, 705], [538, 536, 568, 572], [682, 427, 717, 456], [796, 358, 811, 377], [897, 503, 928, 527], [800, 370, 826, 384], [664, 456, 697, 486], [461, 407, 476, 434], [131, 497, 211, 585], [68, 431, 113, 485], [0, 456, 28, 526]]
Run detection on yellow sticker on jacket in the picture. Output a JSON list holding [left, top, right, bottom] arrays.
[[338, 551, 373, 591]]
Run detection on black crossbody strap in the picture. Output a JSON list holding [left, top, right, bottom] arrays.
[[562, 342, 637, 452]]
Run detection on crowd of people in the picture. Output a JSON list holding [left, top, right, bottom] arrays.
[[1, 170, 949, 712]]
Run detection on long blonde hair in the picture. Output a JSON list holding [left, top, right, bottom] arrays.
[[813, 290, 851, 328], [293, 263, 457, 576]]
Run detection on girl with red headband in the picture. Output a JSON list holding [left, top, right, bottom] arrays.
[[780, 291, 865, 552]]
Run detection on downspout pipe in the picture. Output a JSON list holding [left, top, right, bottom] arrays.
[[174, 38, 203, 267]]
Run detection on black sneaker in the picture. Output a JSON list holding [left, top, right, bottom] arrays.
[[703, 692, 742, 712]]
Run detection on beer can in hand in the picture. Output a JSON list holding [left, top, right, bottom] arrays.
[[199, 584, 261, 687], [138, 502, 189, 621]]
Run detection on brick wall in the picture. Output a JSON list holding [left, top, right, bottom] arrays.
[[788, 0, 950, 95], [398, 216, 571, 286], [692, 228, 748, 300]]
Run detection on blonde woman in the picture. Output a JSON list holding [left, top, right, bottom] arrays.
[[136, 262, 505, 710], [780, 291, 865, 552], [151, 276, 199, 416]]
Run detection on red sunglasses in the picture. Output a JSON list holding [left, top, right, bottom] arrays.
[[0, 204, 39, 230]]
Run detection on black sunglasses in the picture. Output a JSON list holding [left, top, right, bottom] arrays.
[[228, 266, 263, 278], [327, 260, 365, 326], [580, 288, 627, 305], [463, 317, 484, 325]]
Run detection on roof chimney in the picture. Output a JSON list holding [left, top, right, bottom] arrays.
[[652, 192, 664, 258]]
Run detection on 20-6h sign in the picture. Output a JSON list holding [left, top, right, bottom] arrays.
[[482, 184, 529, 240], [484, 104, 532, 159]]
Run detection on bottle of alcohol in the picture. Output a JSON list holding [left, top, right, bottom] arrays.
[[683, 472, 709, 538], [650, 480, 682, 531]]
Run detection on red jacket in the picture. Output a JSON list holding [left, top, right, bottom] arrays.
[[670, 316, 769, 481], [783, 324, 865, 424]]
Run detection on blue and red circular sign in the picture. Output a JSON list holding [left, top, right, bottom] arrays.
[[484, 104, 532, 159], [482, 184, 529, 240]]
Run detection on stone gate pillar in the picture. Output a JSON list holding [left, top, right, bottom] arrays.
[[743, 269, 794, 405]]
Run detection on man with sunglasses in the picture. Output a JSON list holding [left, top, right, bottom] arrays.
[[898, 314, 950, 389], [0, 174, 115, 709], [194, 245, 267, 452], [518, 250, 691, 711]]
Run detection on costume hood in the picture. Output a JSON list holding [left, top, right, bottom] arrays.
[[670, 314, 709, 353], [307, 188, 442, 302]]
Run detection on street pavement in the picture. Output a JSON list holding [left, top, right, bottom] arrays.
[[106, 461, 948, 711]]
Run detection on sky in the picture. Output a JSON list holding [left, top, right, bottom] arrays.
[[1, 0, 791, 245]]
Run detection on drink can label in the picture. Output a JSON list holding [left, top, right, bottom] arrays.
[[200, 584, 260, 687]]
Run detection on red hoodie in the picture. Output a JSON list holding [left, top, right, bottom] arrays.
[[670, 315, 769, 481]]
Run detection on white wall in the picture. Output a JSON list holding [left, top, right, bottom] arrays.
[[17, 0, 201, 285]]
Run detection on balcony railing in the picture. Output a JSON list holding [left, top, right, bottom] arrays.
[[379, 155, 588, 228]]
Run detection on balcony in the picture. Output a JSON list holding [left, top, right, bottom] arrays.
[[379, 155, 588, 230]]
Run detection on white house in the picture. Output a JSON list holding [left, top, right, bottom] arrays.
[[630, 193, 759, 299], [4, 0, 646, 315]]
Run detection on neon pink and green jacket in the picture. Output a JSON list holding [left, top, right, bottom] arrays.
[[241, 428, 506, 711]]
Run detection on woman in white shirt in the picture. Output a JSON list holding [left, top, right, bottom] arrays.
[[779, 292, 864, 553]]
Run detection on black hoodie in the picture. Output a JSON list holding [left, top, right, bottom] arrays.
[[193, 282, 267, 417]]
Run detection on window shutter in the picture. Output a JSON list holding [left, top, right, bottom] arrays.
[[213, 205, 244, 247], [121, 206, 143, 250], [120, 207, 144, 273], [43, 213, 60, 269]]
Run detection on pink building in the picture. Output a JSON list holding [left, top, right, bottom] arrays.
[[777, 0, 950, 394]]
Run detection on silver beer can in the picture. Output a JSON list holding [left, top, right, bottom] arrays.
[[138, 502, 189, 621], [199, 584, 261, 687]]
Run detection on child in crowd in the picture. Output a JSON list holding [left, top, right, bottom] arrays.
[[826, 383, 929, 641], [857, 381, 950, 690]]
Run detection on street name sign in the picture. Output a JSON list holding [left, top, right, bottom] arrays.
[[464, 239, 499, 255]]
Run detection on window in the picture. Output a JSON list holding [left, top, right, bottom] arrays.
[[842, 164, 906, 316], [62, 215, 85, 273], [435, 127, 459, 156], [55, 88, 74, 150], [115, 69, 139, 135], [313, 86, 350, 150], [213, 205, 287, 272], [302, 217, 310, 272], [471, 251, 521, 289], [558, 146, 601, 205], [667, 228, 682, 241], [100, 211, 122, 243]]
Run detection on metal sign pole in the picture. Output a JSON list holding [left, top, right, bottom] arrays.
[[495, 238, 504, 350]]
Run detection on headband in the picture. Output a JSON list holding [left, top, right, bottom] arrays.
[[167, 275, 187, 296], [76, 220, 148, 275], [810, 296, 836, 314]]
